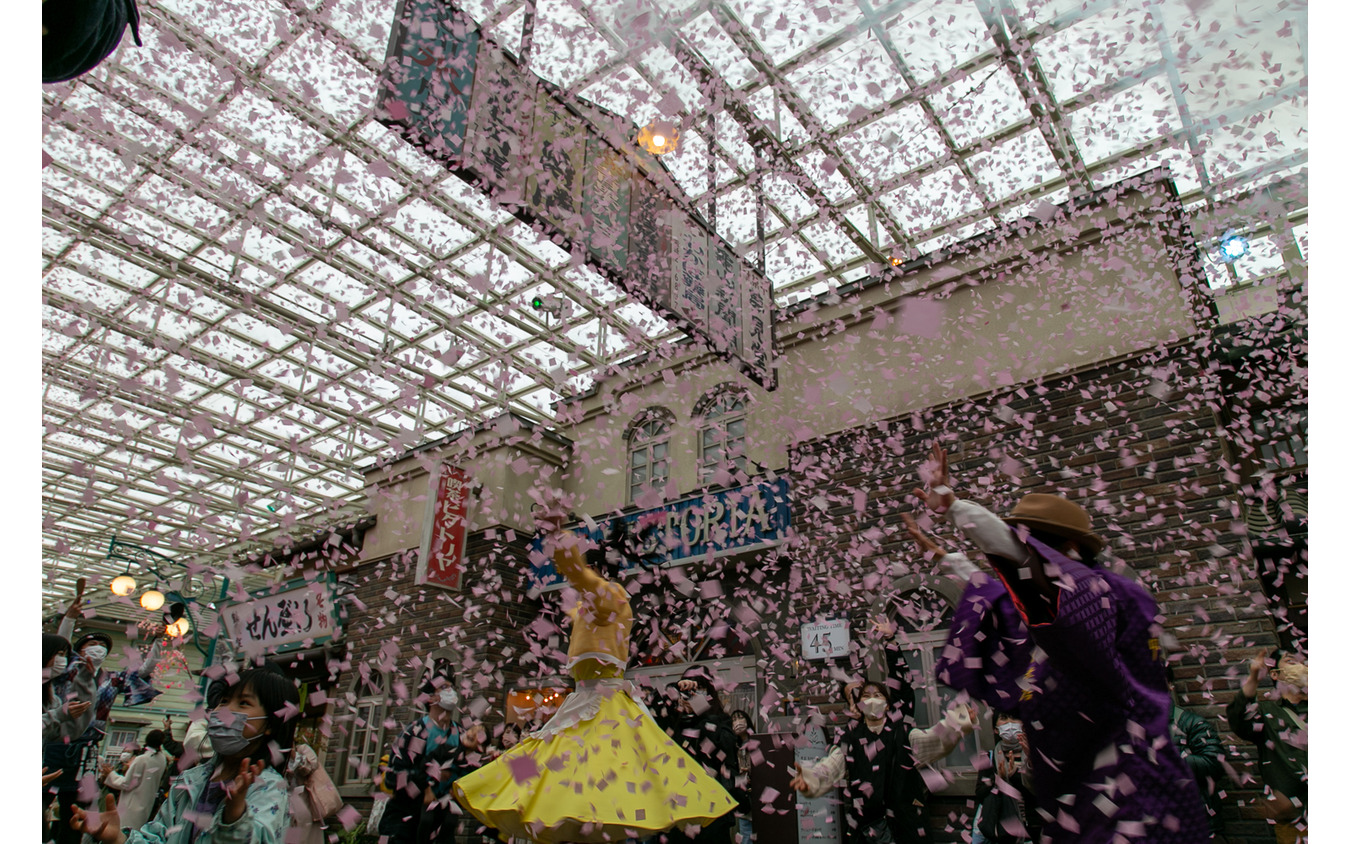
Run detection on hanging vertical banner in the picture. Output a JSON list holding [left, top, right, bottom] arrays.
[[670, 211, 711, 339], [373, 0, 479, 165], [527, 89, 589, 235], [581, 147, 632, 271], [417, 463, 472, 590], [375, 0, 777, 389], [463, 41, 538, 207], [709, 243, 741, 352]]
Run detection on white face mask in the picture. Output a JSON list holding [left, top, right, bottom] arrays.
[[84, 645, 109, 664], [997, 722, 1024, 746], [438, 688, 459, 710], [52, 655, 68, 674], [859, 697, 887, 719]]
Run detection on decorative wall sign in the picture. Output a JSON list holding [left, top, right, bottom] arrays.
[[800, 618, 850, 661], [417, 463, 472, 590], [219, 575, 341, 657], [528, 478, 791, 591]]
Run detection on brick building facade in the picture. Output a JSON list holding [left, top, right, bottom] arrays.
[[312, 172, 1306, 843]]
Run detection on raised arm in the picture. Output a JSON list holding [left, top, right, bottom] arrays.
[[552, 538, 605, 595], [910, 703, 978, 766], [910, 444, 1058, 621], [57, 577, 87, 640], [788, 745, 847, 799], [138, 637, 164, 679]]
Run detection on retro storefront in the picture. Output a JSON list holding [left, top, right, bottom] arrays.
[[325, 172, 1303, 843]]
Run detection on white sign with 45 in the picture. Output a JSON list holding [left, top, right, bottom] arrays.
[[801, 618, 850, 661]]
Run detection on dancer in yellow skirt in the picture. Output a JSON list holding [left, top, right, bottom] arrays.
[[453, 509, 738, 843]]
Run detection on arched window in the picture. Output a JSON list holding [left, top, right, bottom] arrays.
[[696, 387, 748, 483], [627, 409, 672, 503]]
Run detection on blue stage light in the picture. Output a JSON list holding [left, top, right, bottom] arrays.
[[1219, 233, 1249, 262]]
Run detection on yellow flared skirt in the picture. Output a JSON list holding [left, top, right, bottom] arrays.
[[453, 664, 737, 843]]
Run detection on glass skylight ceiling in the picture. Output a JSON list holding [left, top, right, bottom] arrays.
[[41, 0, 1307, 610]]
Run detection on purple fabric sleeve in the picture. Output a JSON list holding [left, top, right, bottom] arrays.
[[936, 531, 1210, 844]]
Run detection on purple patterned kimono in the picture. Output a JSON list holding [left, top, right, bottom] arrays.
[[935, 534, 1209, 844]]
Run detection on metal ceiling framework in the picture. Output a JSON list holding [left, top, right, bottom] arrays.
[[41, 0, 1308, 612]]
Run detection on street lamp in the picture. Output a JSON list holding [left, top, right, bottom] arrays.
[[165, 602, 191, 638], [140, 589, 165, 611], [110, 572, 137, 596]]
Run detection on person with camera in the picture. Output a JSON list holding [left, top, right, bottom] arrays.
[[970, 713, 1039, 844], [654, 669, 742, 844]]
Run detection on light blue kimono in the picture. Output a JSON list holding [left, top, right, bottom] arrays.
[[125, 760, 290, 844]]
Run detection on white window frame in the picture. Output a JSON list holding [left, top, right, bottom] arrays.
[[628, 412, 672, 503], [885, 586, 989, 779], [697, 390, 748, 482], [102, 726, 142, 765], [332, 669, 390, 787], [341, 696, 387, 786]]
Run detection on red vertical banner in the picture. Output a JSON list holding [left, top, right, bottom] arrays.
[[416, 463, 471, 590]]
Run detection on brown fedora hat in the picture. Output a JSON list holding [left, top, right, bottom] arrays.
[[1005, 493, 1105, 554]]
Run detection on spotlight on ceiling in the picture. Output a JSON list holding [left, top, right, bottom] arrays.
[[637, 119, 680, 156], [1219, 232, 1250, 263]]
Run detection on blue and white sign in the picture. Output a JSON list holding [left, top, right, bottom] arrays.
[[528, 478, 791, 591]]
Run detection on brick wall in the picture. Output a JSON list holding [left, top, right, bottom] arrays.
[[782, 336, 1294, 844], [328, 527, 547, 799]]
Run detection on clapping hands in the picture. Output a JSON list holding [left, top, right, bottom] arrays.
[[222, 757, 266, 824]]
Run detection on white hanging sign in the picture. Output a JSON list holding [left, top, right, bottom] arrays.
[[801, 618, 849, 661]]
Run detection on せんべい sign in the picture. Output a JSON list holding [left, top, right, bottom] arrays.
[[220, 577, 340, 657]]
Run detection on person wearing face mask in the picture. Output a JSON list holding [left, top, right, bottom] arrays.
[[379, 669, 481, 844], [906, 444, 1210, 844], [652, 670, 741, 844], [789, 680, 977, 844], [42, 632, 94, 841], [1226, 647, 1308, 843], [970, 713, 1039, 844], [42, 633, 94, 742], [100, 729, 169, 830], [49, 589, 164, 844], [1165, 666, 1226, 839], [69, 660, 299, 844]]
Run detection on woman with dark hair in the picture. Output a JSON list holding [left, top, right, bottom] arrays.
[[790, 679, 976, 843], [905, 443, 1209, 844], [42, 633, 93, 741], [70, 660, 300, 844], [454, 502, 736, 843]]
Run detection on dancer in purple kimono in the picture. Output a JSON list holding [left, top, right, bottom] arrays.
[[903, 444, 1209, 844]]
